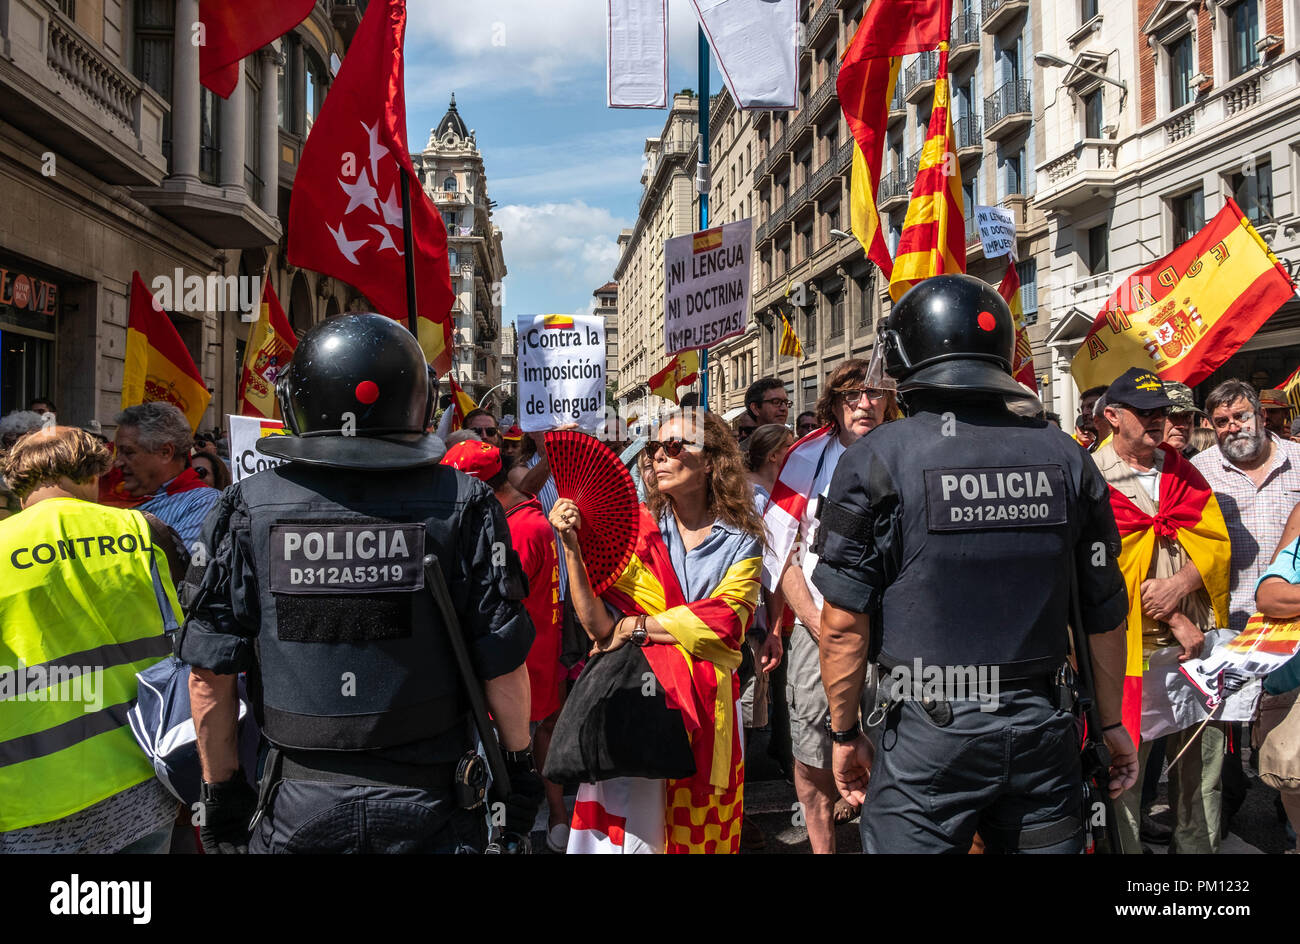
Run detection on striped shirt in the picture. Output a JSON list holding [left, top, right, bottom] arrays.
[[138, 478, 221, 549], [1191, 434, 1300, 633]]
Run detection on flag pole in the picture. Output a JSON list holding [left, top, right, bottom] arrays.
[[399, 170, 419, 336], [697, 25, 710, 412]]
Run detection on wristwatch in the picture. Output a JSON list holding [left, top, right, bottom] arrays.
[[830, 721, 862, 744], [628, 614, 649, 647]]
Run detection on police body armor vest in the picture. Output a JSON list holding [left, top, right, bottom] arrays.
[[236, 463, 478, 751], [0, 498, 178, 832], [854, 408, 1091, 678]]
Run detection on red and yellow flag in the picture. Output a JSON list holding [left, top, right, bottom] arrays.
[[236, 278, 297, 419], [602, 507, 760, 854], [889, 45, 966, 302], [648, 350, 700, 404], [1072, 198, 1296, 390], [1107, 445, 1231, 746], [1281, 363, 1300, 415], [122, 271, 210, 432], [446, 377, 478, 433], [998, 259, 1036, 393]]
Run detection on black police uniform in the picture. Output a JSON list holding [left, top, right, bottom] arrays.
[[178, 314, 535, 854], [810, 275, 1128, 854]]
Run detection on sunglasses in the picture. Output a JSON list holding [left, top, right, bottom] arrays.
[[1118, 404, 1169, 421], [474, 426, 500, 438], [645, 438, 701, 459]]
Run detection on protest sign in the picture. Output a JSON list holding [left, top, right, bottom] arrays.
[[664, 219, 751, 354], [975, 204, 1017, 260], [228, 414, 287, 483], [516, 314, 606, 432]]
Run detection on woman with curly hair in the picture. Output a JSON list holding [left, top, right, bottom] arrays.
[[550, 409, 764, 853]]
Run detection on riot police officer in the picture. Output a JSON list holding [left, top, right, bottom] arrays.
[[180, 314, 542, 853], [810, 275, 1139, 854]]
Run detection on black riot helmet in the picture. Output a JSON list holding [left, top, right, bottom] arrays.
[[878, 274, 1033, 401], [257, 313, 445, 470]]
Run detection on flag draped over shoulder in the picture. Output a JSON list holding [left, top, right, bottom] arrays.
[[601, 508, 759, 854], [237, 279, 297, 418], [998, 259, 1036, 393], [122, 272, 210, 432], [889, 45, 966, 302], [761, 425, 834, 592], [1107, 444, 1231, 746], [648, 350, 700, 403], [198, 0, 315, 98], [1071, 198, 1296, 391], [288, 0, 455, 377]]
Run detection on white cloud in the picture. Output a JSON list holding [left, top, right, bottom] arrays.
[[483, 126, 658, 202], [494, 200, 628, 314], [405, 0, 701, 97]]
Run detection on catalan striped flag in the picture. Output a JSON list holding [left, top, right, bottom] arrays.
[[597, 507, 760, 854], [122, 271, 211, 432], [1107, 445, 1231, 747], [838, 0, 951, 276], [997, 259, 1037, 394], [1281, 364, 1300, 415], [778, 314, 804, 360], [889, 44, 966, 302]]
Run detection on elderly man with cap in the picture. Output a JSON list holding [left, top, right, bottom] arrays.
[[1259, 389, 1297, 441], [1162, 382, 1206, 457], [441, 439, 569, 851], [1095, 368, 1232, 854]]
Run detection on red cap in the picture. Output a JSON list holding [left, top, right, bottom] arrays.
[[502, 424, 523, 441], [441, 440, 503, 482]]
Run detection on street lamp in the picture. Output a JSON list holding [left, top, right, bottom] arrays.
[[1034, 51, 1128, 110], [830, 228, 855, 242]]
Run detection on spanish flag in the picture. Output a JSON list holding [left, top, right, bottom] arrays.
[[1107, 444, 1231, 746], [1072, 198, 1296, 390], [236, 278, 297, 419], [543, 314, 575, 329], [998, 259, 1037, 393], [447, 377, 478, 432], [838, 0, 951, 276], [889, 45, 966, 302], [601, 507, 760, 854], [648, 350, 700, 404], [122, 271, 210, 432], [778, 313, 804, 360]]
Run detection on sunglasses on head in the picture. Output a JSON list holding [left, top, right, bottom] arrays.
[[645, 438, 699, 459]]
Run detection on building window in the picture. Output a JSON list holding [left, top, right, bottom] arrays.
[[1227, 0, 1260, 79], [1083, 89, 1103, 139], [1017, 259, 1039, 324], [305, 50, 326, 134], [1087, 224, 1109, 274], [857, 276, 871, 327], [803, 306, 817, 353], [799, 225, 812, 262], [1168, 33, 1194, 110], [1231, 160, 1273, 225], [829, 293, 845, 339], [448, 249, 458, 271], [277, 37, 295, 132], [1081, 0, 1098, 22], [133, 0, 173, 161], [245, 79, 262, 201], [199, 88, 221, 184], [1006, 152, 1023, 195], [1171, 189, 1205, 245], [443, 211, 456, 232], [443, 175, 457, 192]]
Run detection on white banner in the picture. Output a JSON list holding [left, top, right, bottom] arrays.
[[664, 219, 752, 355], [692, 0, 797, 110], [227, 414, 287, 483], [975, 204, 1017, 260], [516, 315, 607, 432], [607, 0, 668, 108]]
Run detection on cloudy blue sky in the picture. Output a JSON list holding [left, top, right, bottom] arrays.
[[402, 0, 721, 319]]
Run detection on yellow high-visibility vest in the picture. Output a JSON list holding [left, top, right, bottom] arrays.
[[0, 497, 180, 832]]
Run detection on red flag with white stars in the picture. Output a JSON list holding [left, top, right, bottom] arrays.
[[287, 0, 454, 376]]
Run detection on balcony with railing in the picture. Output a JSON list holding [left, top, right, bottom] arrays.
[[907, 146, 923, 183], [888, 86, 907, 127], [982, 0, 1027, 34], [954, 114, 983, 161], [950, 9, 982, 69], [983, 79, 1031, 140], [809, 0, 838, 45], [878, 168, 910, 211], [2, 2, 169, 186], [1034, 139, 1120, 212], [904, 50, 940, 104], [837, 138, 854, 172]]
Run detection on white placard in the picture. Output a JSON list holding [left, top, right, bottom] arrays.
[[975, 204, 1017, 261], [227, 414, 287, 483], [664, 219, 752, 354], [516, 315, 607, 432]]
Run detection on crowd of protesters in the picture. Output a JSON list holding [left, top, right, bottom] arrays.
[[3, 364, 1300, 855]]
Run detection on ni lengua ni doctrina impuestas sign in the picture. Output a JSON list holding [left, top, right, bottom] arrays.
[[664, 220, 752, 355]]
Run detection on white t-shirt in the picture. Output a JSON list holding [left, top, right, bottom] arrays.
[[1132, 466, 1161, 503], [799, 436, 847, 613]]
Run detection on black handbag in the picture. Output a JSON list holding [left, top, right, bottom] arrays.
[[542, 643, 696, 783]]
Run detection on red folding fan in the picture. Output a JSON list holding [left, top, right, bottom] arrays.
[[545, 430, 639, 595]]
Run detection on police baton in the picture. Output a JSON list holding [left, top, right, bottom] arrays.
[[1066, 550, 1123, 855], [421, 554, 517, 848]]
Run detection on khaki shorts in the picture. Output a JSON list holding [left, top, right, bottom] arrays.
[[1255, 688, 1300, 794], [786, 625, 832, 768]]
